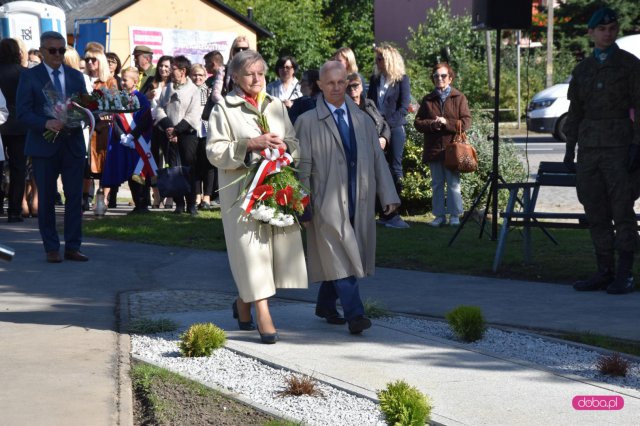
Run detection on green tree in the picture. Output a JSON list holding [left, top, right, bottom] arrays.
[[222, 0, 335, 79], [406, 1, 490, 108], [322, 0, 376, 77], [554, 0, 640, 57], [224, 0, 377, 81]]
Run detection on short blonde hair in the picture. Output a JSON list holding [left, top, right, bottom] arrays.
[[333, 47, 359, 74], [121, 66, 139, 81], [191, 63, 206, 75], [374, 44, 405, 84], [63, 45, 81, 70], [15, 38, 28, 67]]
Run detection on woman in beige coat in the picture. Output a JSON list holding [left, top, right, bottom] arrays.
[[206, 50, 307, 344]]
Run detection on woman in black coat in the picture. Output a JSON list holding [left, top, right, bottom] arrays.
[[0, 38, 28, 223]]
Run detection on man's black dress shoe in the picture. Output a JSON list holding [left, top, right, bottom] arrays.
[[315, 307, 347, 325], [348, 316, 372, 334], [46, 251, 62, 263], [64, 250, 89, 262]]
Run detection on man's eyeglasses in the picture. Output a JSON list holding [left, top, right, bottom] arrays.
[[46, 47, 66, 55], [192, 74, 206, 78], [233, 46, 249, 53], [347, 83, 361, 91], [433, 73, 449, 80], [84, 57, 98, 63]]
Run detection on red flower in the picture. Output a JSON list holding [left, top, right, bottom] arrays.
[[275, 186, 293, 206], [300, 195, 310, 208], [252, 184, 274, 201]]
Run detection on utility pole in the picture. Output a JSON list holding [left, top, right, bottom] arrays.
[[546, 0, 554, 87]]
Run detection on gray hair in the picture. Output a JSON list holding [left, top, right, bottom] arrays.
[[319, 60, 346, 80], [229, 49, 267, 80], [40, 31, 65, 45]]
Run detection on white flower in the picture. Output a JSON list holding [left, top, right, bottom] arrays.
[[250, 204, 275, 223], [269, 212, 295, 227]]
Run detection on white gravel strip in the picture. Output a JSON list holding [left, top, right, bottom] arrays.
[[132, 331, 387, 426], [132, 315, 639, 425], [378, 316, 640, 391]]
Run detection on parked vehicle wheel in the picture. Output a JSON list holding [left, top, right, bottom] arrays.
[[553, 114, 567, 142]]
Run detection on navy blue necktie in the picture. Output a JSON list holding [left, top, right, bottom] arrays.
[[334, 108, 351, 151], [52, 69, 63, 96]]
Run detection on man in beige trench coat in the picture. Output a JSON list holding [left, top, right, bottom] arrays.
[[295, 61, 400, 334]]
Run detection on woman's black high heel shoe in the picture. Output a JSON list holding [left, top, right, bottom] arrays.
[[232, 300, 256, 331], [257, 325, 278, 344]]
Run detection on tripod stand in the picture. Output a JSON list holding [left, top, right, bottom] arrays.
[[449, 28, 505, 246]]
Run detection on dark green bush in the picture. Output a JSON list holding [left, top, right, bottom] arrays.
[[179, 323, 227, 357], [401, 112, 526, 215], [377, 380, 432, 426], [446, 305, 486, 342]]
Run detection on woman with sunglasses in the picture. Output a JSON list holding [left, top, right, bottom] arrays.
[[222, 36, 251, 96], [414, 62, 471, 227], [266, 55, 302, 108], [83, 44, 118, 212], [367, 44, 411, 229]]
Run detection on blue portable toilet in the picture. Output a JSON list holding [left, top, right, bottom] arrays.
[[0, 1, 66, 50]]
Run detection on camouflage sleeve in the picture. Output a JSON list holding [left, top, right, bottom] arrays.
[[563, 69, 582, 148]]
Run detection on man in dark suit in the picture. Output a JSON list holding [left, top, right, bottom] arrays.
[[16, 31, 89, 263]]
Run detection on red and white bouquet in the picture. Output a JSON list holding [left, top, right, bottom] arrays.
[[240, 146, 309, 227], [42, 83, 96, 142]]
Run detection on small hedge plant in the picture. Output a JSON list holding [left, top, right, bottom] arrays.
[[179, 323, 227, 357], [446, 305, 486, 342], [377, 380, 432, 426]]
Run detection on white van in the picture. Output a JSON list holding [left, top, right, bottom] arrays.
[[526, 34, 640, 141]]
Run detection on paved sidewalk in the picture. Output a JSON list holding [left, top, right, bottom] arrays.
[[1, 212, 639, 425]]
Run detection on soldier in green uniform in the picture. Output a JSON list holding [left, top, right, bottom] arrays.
[[563, 7, 640, 295]]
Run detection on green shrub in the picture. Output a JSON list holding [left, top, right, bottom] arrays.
[[364, 298, 392, 318], [402, 112, 526, 215], [446, 305, 486, 342], [127, 317, 179, 334], [179, 323, 227, 357], [377, 380, 432, 426]]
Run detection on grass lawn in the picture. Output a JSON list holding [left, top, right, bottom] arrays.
[[84, 210, 614, 285]]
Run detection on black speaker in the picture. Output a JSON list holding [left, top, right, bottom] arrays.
[[472, 0, 532, 30]]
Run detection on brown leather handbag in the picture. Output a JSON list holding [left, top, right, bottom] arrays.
[[444, 120, 478, 173]]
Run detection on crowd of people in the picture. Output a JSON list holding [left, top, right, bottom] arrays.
[[2, 6, 635, 344]]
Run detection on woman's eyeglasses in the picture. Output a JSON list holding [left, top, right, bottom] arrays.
[[233, 46, 249, 53], [47, 47, 66, 55], [84, 57, 98, 63], [280, 65, 294, 71], [433, 73, 449, 80], [347, 83, 361, 91]]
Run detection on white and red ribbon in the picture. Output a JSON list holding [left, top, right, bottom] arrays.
[[120, 112, 158, 180], [241, 147, 293, 213], [72, 101, 96, 141]]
